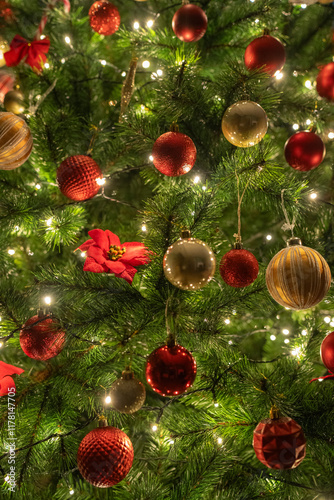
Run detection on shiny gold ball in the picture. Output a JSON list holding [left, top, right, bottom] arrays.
[[0, 112, 33, 170], [4, 90, 25, 115], [109, 370, 146, 414], [222, 100, 268, 147], [163, 233, 216, 290], [0, 38, 9, 68], [266, 237, 331, 310]]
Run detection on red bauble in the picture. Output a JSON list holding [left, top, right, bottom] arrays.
[[244, 35, 286, 76], [20, 315, 65, 361], [172, 4, 207, 43], [316, 62, 334, 102], [219, 248, 259, 288], [253, 416, 306, 469], [0, 70, 14, 103], [321, 332, 334, 372], [152, 132, 196, 177], [57, 155, 103, 201], [146, 343, 196, 396], [89, 0, 120, 36], [284, 131, 325, 172], [77, 424, 134, 488]]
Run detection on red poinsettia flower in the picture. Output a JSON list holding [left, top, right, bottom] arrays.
[[0, 361, 24, 397], [76, 229, 150, 284]]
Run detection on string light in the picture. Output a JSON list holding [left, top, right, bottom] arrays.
[[224, 319, 230, 325], [133, 21, 140, 30], [61, 58, 66, 64], [254, 18, 259, 23], [0, 343, 3, 349], [318, 378, 324, 382], [292, 124, 299, 131], [152, 424, 158, 432], [46, 218, 53, 226], [69, 490, 74, 495], [8, 249, 15, 255], [105, 396, 111, 404], [284, 338, 290, 344], [141, 225, 147, 232], [324, 316, 331, 324], [310, 192, 317, 200], [304, 80, 312, 89], [101, 60, 107, 66], [228, 340, 233, 345], [306, 119, 311, 126], [96, 177, 106, 186], [44, 63, 50, 69], [147, 19, 154, 28], [275, 71, 283, 80], [157, 69, 163, 77], [142, 60, 150, 69], [270, 335, 276, 341], [330, 321, 334, 327], [149, 155, 153, 161], [266, 234, 272, 241], [121, 71, 126, 77], [193, 176, 200, 184], [217, 437, 223, 445], [44, 296, 52, 305], [64, 36, 71, 44], [328, 132, 334, 139], [80, 252, 86, 258], [300, 3, 307, 8], [291, 347, 301, 357], [35, 183, 41, 190], [282, 329, 289, 335], [202, 186, 207, 191], [301, 330, 307, 336], [214, 403, 219, 407]]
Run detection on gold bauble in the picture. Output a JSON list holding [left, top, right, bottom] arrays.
[[0, 38, 9, 68], [4, 90, 25, 115], [109, 369, 146, 414], [163, 231, 216, 290], [266, 237, 331, 310], [222, 100, 268, 147], [0, 112, 33, 170]]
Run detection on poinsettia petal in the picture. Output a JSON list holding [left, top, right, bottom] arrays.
[[83, 257, 105, 273], [104, 260, 126, 273], [122, 242, 151, 265], [87, 245, 107, 265], [0, 361, 24, 379], [88, 229, 109, 252], [119, 266, 137, 284], [105, 230, 121, 247], [75, 239, 94, 252], [0, 376, 15, 397]]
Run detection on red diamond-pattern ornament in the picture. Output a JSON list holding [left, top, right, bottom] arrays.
[[253, 416, 306, 469], [56, 155, 103, 201], [77, 422, 134, 488]]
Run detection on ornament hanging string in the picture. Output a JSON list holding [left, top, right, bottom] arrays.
[[35, 0, 71, 40], [234, 170, 252, 244], [280, 189, 296, 236], [309, 371, 334, 383]]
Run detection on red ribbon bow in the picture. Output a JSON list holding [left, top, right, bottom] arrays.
[[4, 35, 50, 71]]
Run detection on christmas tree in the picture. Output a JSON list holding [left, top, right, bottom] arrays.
[[0, 0, 334, 498]]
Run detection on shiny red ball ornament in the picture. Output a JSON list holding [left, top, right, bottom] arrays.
[[219, 248, 259, 288], [20, 315, 65, 361], [89, 0, 120, 36], [57, 155, 103, 201], [77, 421, 134, 488], [316, 62, 334, 102], [152, 131, 196, 177], [244, 35, 286, 76], [172, 4, 207, 43], [284, 131, 325, 172], [146, 343, 196, 396], [321, 332, 334, 372], [253, 414, 306, 469]]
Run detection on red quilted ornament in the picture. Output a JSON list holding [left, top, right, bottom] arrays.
[[219, 248, 259, 288], [57, 155, 103, 201], [146, 343, 196, 396], [316, 62, 334, 102], [253, 414, 306, 469], [321, 331, 334, 372], [284, 131, 325, 172], [20, 315, 65, 361], [77, 421, 134, 488], [244, 35, 286, 76], [172, 4, 207, 43], [89, 0, 120, 36], [152, 132, 196, 177]]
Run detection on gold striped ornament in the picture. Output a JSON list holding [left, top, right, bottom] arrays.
[[0, 112, 33, 170], [266, 237, 331, 310]]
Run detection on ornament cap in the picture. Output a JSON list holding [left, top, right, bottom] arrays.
[[263, 28, 270, 36], [287, 237, 302, 247], [181, 230, 191, 239], [270, 406, 280, 420], [99, 417, 108, 427], [122, 368, 134, 380], [167, 333, 176, 348], [170, 122, 179, 133], [233, 242, 243, 250]]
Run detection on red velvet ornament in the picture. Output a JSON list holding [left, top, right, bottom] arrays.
[[244, 35, 286, 76], [321, 332, 334, 372], [253, 416, 306, 469], [20, 315, 65, 361], [57, 155, 103, 201], [152, 132, 196, 177], [284, 131, 325, 172], [316, 62, 334, 102], [219, 248, 259, 288], [172, 4, 207, 43], [77, 422, 133, 488], [89, 0, 120, 36], [146, 343, 196, 396]]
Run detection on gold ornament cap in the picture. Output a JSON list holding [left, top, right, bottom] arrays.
[[122, 368, 134, 380], [270, 406, 280, 420], [287, 237, 302, 247]]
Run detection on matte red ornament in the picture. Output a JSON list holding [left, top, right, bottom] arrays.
[[172, 4, 207, 43], [146, 343, 196, 396], [0, 70, 14, 103], [244, 35, 286, 76], [284, 131, 325, 172], [316, 62, 334, 102], [253, 416, 306, 469], [152, 132, 196, 177], [57, 155, 103, 201], [89, 0, 120, 36], [219, 248, 259, 288], [321, 332, 334, 372], [20, 315, 65, 361], [77, 423, 134, 488]]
